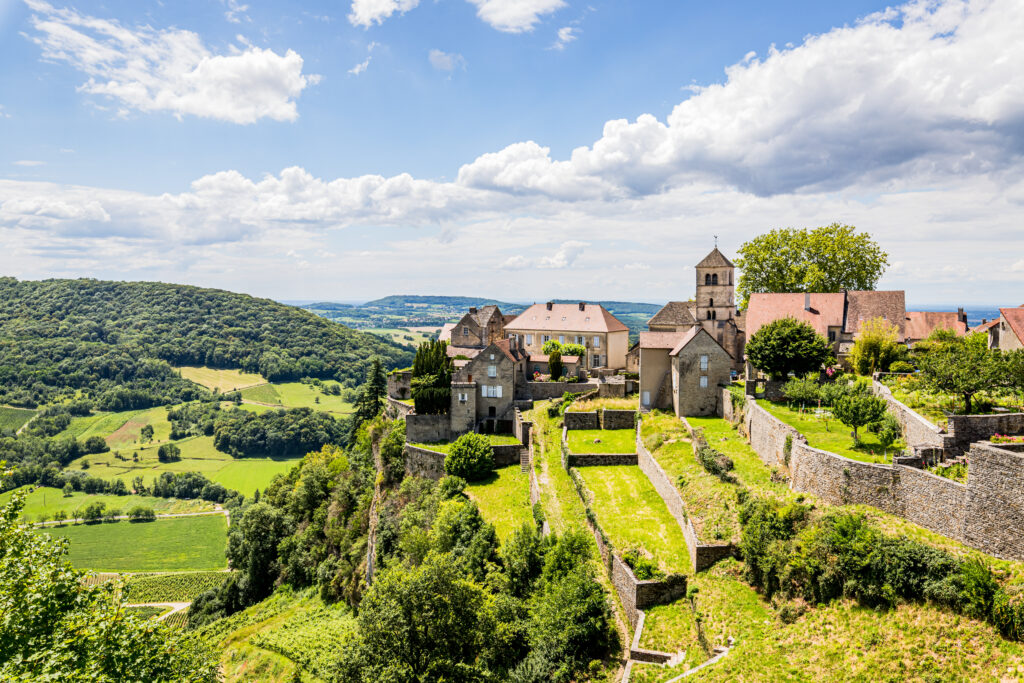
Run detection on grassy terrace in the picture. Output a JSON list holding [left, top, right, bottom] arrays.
[[465, 465, 532, 542], [881, 374, 1021, 429], [565, 429, 636, 454], [576, 465, 691, 574], [761, 401, 899, 464], [566, 396, 638, 412], [42, 514, 228, 572], [408, 433, 522, 453]]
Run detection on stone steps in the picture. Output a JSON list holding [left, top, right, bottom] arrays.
[[520, 446, 530, 473]]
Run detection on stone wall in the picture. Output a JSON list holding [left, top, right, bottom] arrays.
[[602, 409, 637, 430], [385, 396, 414, 419], [567, 453, 639, 467], [404, 445, 446, 480], [898, 466, 967, 540], [720, 387, 743, 423], [742, 399, 804, 468], [513, 408, 533, 448], [387, 371, 412, 400], [405, 413, 451, 443], [872, 378, 949, 449], [526, 380, 599, 400], [788, 442, 901, 515], [963, 443, 1024, 560], [948, 413, 1024, 454], [636, 426, 734, 571], [492, 444, 523, 467], [564, 411, 600, 430]]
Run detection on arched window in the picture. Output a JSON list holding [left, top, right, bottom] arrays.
[[706, 311, 712, 320], [709, 298, 714, 307], [712, 274, 719, 285], [704, 274, 711, 285], [712, 310, 717, 320]]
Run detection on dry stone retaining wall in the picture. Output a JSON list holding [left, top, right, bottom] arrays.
[[564, 411, 600, 430], [385, 396, 414, 419], [948, 413, 1024, 453], [405, 414, 451, 443], [513, 408, 533, 448], [527, 380, 599, 400], [602, 409, 638, 430], [872, 379, 949, 449], [404, 445, 446, 480], [491, 444, 523, 467], [567, 453, 638, 467], [963, 443, 1024, 560], [743, 399, 804, 468]]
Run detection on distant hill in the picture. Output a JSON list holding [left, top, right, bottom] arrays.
[[0, 277, 413, 409], [360, 295, 525, 309]]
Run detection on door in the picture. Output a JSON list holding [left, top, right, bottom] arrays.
[[642, 391, 650, 407]]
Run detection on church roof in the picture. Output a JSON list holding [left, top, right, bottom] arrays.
[[696, 247, 734, 269], [647, 301, 696, 327]]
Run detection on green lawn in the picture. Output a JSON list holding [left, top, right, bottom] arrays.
[[409, 434, 522, 453], [0, 486, 214, 520], [762, 401, 900, 464], [566, 397, 637, 412], [178, 366, 266, 393], [566, 429, 636, 454], [465, 465, 532, 542], [0, 406, 36, 433], [240, 381, 353, 415], [524, 403, 589, 535], [42, 514, 228, 571], [577, 465, 691, 574]]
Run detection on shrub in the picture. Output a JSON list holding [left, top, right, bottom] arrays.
[[548, 350, 563, 381], [127, 506, 157, 522], [833, 393, 887, 441], [621, 548, 664, 580], [889, 360, 914, 373], [696, 445, 734, 482], [444, 434, 495, 481], [532, 502, 546, 531], [782, 375, 819, 408], [850, 317, 904, 375], [83, 435, 109, 454], [868, 412, 902, 455]]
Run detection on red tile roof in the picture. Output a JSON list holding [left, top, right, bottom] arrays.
[[528, 353, 580, 363], [505, 302, 628, 333], [845, 290, 906, 340], [905, 311, 968, 341], [745, 292, 846, 338], [971, 319, 999, 334], [999, 307, 1024, 345], [668, 327, 732, 358], [639, 331, 687, 349]]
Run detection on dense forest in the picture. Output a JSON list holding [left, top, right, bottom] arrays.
[[0, 277, 412, 408]]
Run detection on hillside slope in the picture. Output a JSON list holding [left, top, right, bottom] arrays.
[[0, 277, 412, 408]]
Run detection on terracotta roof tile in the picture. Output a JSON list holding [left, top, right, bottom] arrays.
[[745, 292, 846, 338], [905, 311, 968, 341], [668, 327, 732, 358], [437, 322, 456, 342], [999, 307, 1024, 344], [845, 290, 906, 340], [505, 302, 629, 333], [639, 331, 688, 349], [971, 318, 1000, 334], [647, 301, 696, 327]]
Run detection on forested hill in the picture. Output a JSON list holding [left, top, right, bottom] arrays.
[[0, 277, 413, 409]]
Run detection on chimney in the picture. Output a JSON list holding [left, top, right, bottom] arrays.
[[546, 302, 553, 311], [578, 302, 586, 311], [958, 307, 966, 323], [469, 307, 477, 314], [804, 292, 811, 311]]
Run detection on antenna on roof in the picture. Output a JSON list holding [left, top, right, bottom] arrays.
[[713, 235, 718, 248]]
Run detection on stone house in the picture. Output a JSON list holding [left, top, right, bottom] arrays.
[[990, 306, 1024, 351], [904, 309, 968, 345], [450, 339, 529, 434], [527, 353, 581, 379], [440, 304, 508, 350], [504, 302, 630, 371], [638, 327, 731, 416]]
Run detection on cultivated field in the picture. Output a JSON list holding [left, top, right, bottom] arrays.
[[178, 366, 267, 393], [0, 405, 36, 433], [123, 571, 229, 602], [0, 486, 215, 519], [43, 514, 228, 571], [364, 327, 437, 347], [240, 381, 354, 415], [465, 465, 532, 541]]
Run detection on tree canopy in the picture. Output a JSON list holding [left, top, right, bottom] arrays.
[[745, 318, 834, 380], [411, 340, 453, 415], [734, 224, 888, 306]]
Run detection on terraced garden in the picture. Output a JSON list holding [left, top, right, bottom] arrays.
[[566, 428, 636, 454], [761, 401, 900, 463], [464, 465, 533, 541]]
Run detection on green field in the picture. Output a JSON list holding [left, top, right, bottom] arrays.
[[365, 327, 437, 347], [576, 465, 691, 573], [0, 486, 214, 520], [762, 401, 902, 464], [67, 434, 299, 497], [566, 429, 636, 454], [465, 465, 533, 542], [0, 405, 36, 433], [409, 433, 522, 453], [178, 366, 266, 393], [124, 571, 230, 602], [240, 381, 353, 415], [43, 514, 228, 571]]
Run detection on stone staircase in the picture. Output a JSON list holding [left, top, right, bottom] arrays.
[[520, 446, 530, 473]]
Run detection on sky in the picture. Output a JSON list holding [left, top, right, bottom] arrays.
[[1, 0, 1023, 306]]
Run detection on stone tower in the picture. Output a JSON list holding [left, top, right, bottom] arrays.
[[695, 246, 735, 325]]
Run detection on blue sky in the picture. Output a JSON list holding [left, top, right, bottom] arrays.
[[2, 0, 1023, 305]]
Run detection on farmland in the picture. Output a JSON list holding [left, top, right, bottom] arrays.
[[124, 571, 229, 602], [0, 485, 215, 519], [42, 514, 228, 571], [178, 366, 267, 393], [240, 381, 354, 415], [364, 326, 438, 347], [0, 405, 36, 433]]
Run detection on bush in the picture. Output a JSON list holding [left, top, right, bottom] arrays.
[[444, 433, 494, 481], [782, 375, 819, 407], [127, 506, 157, 522], [696, 445, 734, 481], [833, 393, 887, 441], [157, 443, 182, 463], [889, 360, 914, 374], [82, 435, 109, 454], [621, 548, 664, 580]]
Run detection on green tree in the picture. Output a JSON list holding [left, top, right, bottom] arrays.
[[83, 435, 109, 454], [541, 339, 562, 355], [0, 489, 218, 681], [226, 501, 291, 604], [918, 341, 1000, 414], [444, 433, 495, 482], [140, 424, 155, 442], [868, 412, 902, 456], [850, 317, 903, 375], [53, 509, 67, 525], [734, 224, 889, 306], [349, 356, 388, 440], [1002, 350, 1024, 410], [833, 394, 887, 442], [82, 501, 105, 523], [127, 506, 156, 522], [411, 341, 453, 415], [157, 443, 182, 462], [745, 318, 834, 380], [548, 349, 564, 380], [501, 523, 545, 598], [62, 482, 73, 497], [781, 375, 820, 410]]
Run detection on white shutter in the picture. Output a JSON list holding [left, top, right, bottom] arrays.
[[496, 385, 503, 398]]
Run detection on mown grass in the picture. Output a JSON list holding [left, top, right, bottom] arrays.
[[566, 397, 638, 412], [0, 486, 214, 520], [465, 465, 533, 542], [577, 465, 691, 574], [762, 401, 898, 464], [566, 429, 636, 454], [178, 366, 266, 393], [240, 381, 353, 415], [409, 433, 522, 453], [0, 405, 36, 432], [42, 514, 228, 571]]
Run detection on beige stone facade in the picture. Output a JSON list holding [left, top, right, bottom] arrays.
[[989, 307, 1024, 351], [504, 302, 630, 370]]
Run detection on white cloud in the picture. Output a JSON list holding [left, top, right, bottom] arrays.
[[538, 240, 588, 269], [428, 49, 464, 72], [465, 0, 565, 33], [223, 0, 249, 23], [623, 262, 650, 271], [13, 160, 46, 167], [551, 25, 577, 50], [1012, 260, 1024, 273], [349, 42, 378, 75], [0, 105, 9, 119], [348, 0, 419, 27], [500, 255, 530, 270], [25, 0, 318, 124]]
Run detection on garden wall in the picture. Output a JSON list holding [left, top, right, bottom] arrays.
[[963, 442, 1024, 560], [491, 444, 523, 467], [386, 396, 414, 419], [513, 408, 533, 448], [636, 426, 734, 571], [897, 466, 967, 541], [948, 413, 1024, 454], [564, 411, 600, 430], [404, 445, 446, 480], [567, 454, 639, 467], [788, 442, 901, 515], [871, 379, 949, 449], [405, 413, 450, 443], [602, 409, 637, 430], [526, 380, 599, 400], [742, 399, 804, 468]]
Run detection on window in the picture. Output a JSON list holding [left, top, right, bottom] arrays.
[[458, 392, 468, 402], [559, 335, 565, 344], [711, 310, 717, 320], [542, 335, 550, 344], [489, 353, 495, 360], [462, 327, 468, 336], [700, 354, 708, 371], [592, 355, 601, 367], [526, 334, 533, 345], [576, 336, 585, 344], [593, 336, 601, 348], [709, 298, 714, 307], [704, 273, 711, 285], [483, 385, 503, 398], [488, 365, 497, 377], [707, 311, 712, 320], [712, 274, 719, 285], [700, 376, 709, 388]]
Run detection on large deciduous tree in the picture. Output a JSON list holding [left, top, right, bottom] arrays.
[[850, 317, 904, 376], [734, 224, 889, 306], [745, 318, 834, 380], [918, 340, 1000, 414]]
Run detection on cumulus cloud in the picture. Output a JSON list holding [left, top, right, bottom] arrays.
[[348, 0, 419, 27], [465, 0, 565, 32], [500, 255, 530, 270], [551, 26, 577, 50], [428, 49, 464, 72], [538, 240, 588, 268], [24, 0, 318, 124]]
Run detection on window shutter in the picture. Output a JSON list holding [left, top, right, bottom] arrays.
[[496, 385, 502, 398]]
